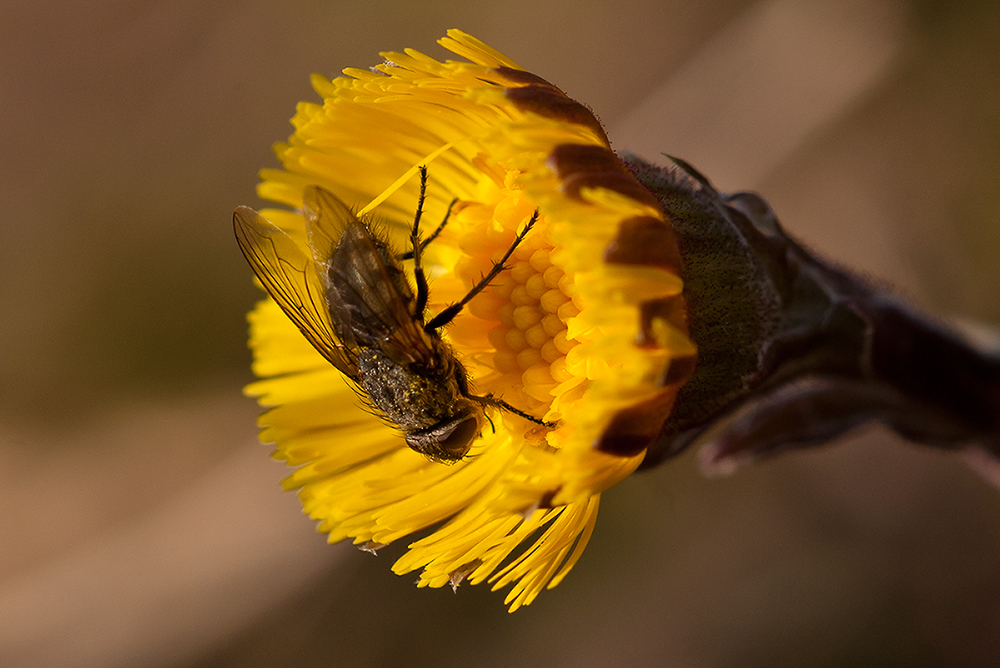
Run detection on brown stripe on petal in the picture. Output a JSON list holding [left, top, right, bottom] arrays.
[[595, 297, 696, 456], [594, 389, 679, 457], [560, 171, 661, 211], [537, 487, 560, 509], [547, 144, 661, 210], [660, 351, 697, 387], [504, 86, 609, 146], [638, 295, 690, 346], [546, 144, 622, 179], [604, 215, 684, 276], [638, 294, 697, 387], [494, 66, 557, 88]]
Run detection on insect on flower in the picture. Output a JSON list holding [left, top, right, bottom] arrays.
[[234, 167, 553, 462]]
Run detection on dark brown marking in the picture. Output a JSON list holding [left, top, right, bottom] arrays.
[[640, 297, 683, 343], [635, 295, 696, 383], [660, 352, 698, 387], [546, 144, 661, 210], [504, 86, 609, 146], [494, 66, 556, 88], [537, 487, 560, 509], [594, 390, 679, 457], [546, 144, 622, 178], [641, 295, 689, 336], [559, 171, 662, 210], [604, 215, 684, 276]]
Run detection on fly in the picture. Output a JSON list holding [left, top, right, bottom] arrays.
[[233, 167, 553, 462]]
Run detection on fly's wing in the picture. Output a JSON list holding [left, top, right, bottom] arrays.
[[301, 186, 356, 263], [233, 206, 359, 377], [303, 185, 439, 367]]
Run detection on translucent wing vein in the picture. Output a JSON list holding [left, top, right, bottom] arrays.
[[233, 206, 359, 377]]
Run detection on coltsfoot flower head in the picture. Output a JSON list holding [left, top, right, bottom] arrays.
[[237, 30, 695, 611]]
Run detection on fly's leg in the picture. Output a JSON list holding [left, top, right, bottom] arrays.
[[409, 165, 430, 317], [455, 360, 556, 429], [470, 393, 559, 429], [403, 198, 455, 257], [399, 202, 456, 261], [426, 210, 539, 331], [403, 166, 458, 317]]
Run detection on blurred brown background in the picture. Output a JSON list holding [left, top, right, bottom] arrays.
[[1, 0, 998, 666]]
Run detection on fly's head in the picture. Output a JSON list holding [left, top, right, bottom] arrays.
[[404, 397, 484, 463]]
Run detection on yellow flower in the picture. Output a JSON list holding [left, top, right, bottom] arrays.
[[240, 29, 696, 611]]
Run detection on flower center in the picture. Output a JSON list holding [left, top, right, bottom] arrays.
[[443, 195, 579, 439]]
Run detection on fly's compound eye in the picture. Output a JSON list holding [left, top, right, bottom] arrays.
[[406, 413, 481, 463], [435, 414, 481, 458]]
